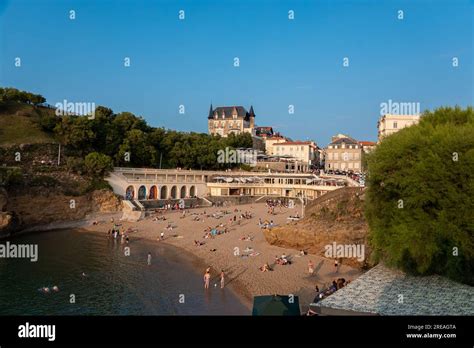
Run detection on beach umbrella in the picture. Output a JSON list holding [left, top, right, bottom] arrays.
[[252, 295, 300, 316]]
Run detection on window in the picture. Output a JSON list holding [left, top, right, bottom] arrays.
[[355, 162, 360, 169], [328, 145, 332, 149], [393, 122, 398, 129], [334, 153, 339, 160], [301, 146, 304, 151]]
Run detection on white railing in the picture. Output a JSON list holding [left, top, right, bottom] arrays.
[[206, 182, 341, 190]]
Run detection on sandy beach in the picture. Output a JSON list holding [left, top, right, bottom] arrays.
[[84, 202, 362, 312]]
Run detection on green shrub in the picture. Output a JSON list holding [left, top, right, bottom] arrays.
[[66, 157, 85, 174], [29, 175, 59, 187], [84, 152, 113, 178], [82, 179, 112, 194], [0, 167, 23, 187], [365, 106, 474, 285]]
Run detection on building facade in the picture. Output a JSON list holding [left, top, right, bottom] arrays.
[[272, 141, 318, 166], [264, 136, 287, 156], [359, 141, 377, 153], [208, 105, 255, 137], [324, 135, 362, 172], [377, 114, 420, 142]]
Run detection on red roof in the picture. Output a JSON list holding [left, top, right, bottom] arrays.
[[359, 141, 376, 146]]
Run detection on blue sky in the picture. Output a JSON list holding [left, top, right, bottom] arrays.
[[0, 0, 472, 145]]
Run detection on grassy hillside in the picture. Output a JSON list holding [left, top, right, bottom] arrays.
[[0, 103, 55, 146]]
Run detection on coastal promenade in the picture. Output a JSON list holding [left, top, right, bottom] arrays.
[[107, 167, 356, 201]]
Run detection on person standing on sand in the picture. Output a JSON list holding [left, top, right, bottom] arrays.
[[308, 260, 314, 275], [220, 270, 225, 289], [334, 259, 339, 273], [147, 252, 152, 265], [204, 271, 210, 289]]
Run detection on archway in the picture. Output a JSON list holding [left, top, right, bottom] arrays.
[[160, 186, 168, 199], [180, 186, 186, 198], [170, 186, 177, 199], [138, 185, 146, 200], [125, 186, 135, 200], [189, 185, 196, 197], [149, 185, 157, 199]]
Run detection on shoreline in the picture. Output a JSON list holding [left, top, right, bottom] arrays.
[[3, 202, 363, 314], [82, 203, 362, 313], [77, 226, 254, 311], [0, 212, 118, 241]]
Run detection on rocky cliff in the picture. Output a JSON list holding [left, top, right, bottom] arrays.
[[0, 188, 121, 238], [264, 187, 372, 269]]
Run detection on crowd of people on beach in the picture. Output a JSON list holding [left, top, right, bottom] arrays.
[[88, 201, 356, 317], [305, 278, 351, 315], [202, 225, 229, 239], [107, 219, 131, 244]]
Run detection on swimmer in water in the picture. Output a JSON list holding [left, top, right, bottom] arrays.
[[82, 272, 87, 277], [52, 286, 59, 292], [43, 287, 50, 293], [147, 252, 152, 265]]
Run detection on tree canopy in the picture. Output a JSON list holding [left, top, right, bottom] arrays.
[[0, 87, 46, 105], [84, 152, 114, 178], [365, 106, 474, 285]]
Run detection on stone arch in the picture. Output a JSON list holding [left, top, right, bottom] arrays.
[[160, 186, 168, 199], [138, 185, 147, 200], [170, 185, 177, 199], [180, 186, 186, 198], [149, 185, 157, 199], [125, 185, 135, 200], [189, 185, 196, 197]]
